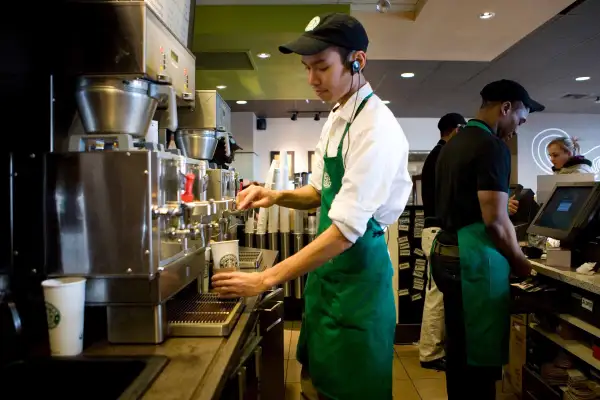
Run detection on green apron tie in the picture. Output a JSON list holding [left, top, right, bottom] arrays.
[[296, 93, 396, 399]]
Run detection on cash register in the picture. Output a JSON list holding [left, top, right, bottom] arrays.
[[527, 181, 600, 269]]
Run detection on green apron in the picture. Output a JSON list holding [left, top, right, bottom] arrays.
[[458, 119, 511, 367], [297, 93, 396, 400]]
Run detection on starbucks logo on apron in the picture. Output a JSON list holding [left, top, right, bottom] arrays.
[[45, 301, 61, 329], [323, 172, 332, 189], [220, 254, 239, 269]]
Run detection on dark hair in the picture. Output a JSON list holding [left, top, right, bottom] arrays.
[[437, 113, 466, 137], [333, 46, 352, 62], [332, 46, 366, 72]]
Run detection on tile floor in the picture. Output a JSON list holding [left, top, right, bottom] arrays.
[[283, 321, 519, 400]]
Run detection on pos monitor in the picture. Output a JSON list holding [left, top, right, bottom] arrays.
[[527, 182, 600, 244]]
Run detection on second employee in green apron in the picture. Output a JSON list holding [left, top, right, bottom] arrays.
[[212, 13, 412, 399], [431, 80, 542, 399]]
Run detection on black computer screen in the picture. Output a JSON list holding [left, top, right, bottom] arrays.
[[534, 186, 594, 231]]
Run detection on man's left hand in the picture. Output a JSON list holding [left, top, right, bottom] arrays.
[[508, 195, 519, 216], [212, 271, 269, 298]]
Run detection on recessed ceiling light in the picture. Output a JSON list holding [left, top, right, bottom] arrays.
[[479, 12, 495, 20], [236, 100, 247, 105], [216, 85, 227, 89], [305, 99, 310, 103], [400, 72, 415, 78], [382, 100, 391, 104], [575, 76, 591, 81], [257, 53, 271, 59]]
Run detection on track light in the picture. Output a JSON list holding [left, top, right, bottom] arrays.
[[291, 112, 298, 121], [314, 113, 321, 121]]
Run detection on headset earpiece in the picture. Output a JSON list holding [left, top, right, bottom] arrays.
[[351, 60, 360, 75]]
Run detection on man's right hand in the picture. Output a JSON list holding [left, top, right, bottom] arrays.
[[508, 195, 519, 216], [236, 185, 278, 210], [512, 255, 533, 277]]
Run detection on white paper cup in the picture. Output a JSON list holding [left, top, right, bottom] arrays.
[[211, 240, 239, 273], [42, 277, 86, 356]]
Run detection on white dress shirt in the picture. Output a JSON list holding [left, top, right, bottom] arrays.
[[310, 83, 412, 243]]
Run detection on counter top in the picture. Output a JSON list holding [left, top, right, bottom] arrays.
[[84, 248, 279, 400], [530, 259, 600, 295]]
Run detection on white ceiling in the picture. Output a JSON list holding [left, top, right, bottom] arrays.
[[195, 0, 576, 61], [356, 0, 576, 61], [229, 0, 600, 117]]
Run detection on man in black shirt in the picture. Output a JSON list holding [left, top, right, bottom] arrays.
[[422, 113, 467, 219], [419, 112, 466, 371], [431, 80, 543, 399]]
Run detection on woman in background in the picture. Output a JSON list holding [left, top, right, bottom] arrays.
[[547, 137, 595, 174]]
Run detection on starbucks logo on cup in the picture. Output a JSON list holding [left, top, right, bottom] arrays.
[[45, 301, 61, 329], [220, 254, 239, 270]]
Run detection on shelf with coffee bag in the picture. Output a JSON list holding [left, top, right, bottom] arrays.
[[396, 205, 428, 344]]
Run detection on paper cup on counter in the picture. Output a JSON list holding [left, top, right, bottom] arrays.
[[42, 277, 86, 356], [211, 240, 240, 273]]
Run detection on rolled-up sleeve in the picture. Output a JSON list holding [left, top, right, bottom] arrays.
[[328, 121, 404, 243], [309, 130, 326, 192]]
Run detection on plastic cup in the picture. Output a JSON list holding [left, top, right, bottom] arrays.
[[41, 277, 86, 356], [211, 240, 240, 273]]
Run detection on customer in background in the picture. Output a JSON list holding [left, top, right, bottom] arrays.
[[418, 112, 466, 372], [432, 79, 539, 399], [547, 137, 595, 174]]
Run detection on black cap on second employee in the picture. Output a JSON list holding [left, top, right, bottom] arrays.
[[480, 79, 545, 113], [279, 13, 369, 56], [438, 113, 467, 133]]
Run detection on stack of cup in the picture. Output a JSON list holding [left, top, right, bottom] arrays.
[[41, 277, 87, 356]]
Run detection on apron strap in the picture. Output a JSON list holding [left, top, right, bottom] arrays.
[[325, 92, 374, 154], [465, 119, 493, 135]]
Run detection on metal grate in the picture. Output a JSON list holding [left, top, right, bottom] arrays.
[[167, 293, 244, 336], [239, 249, 263, 269]]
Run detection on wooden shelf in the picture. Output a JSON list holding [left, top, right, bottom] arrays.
[[557, 314, 600, 340], [529, 323, 600, 371]]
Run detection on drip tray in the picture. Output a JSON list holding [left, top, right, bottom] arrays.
[[239, 249, 263, 269], [167, 293, 244, 337]]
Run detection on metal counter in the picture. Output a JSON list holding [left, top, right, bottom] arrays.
[[84, 248, 279, 400]]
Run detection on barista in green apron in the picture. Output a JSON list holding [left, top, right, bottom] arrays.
[[430, 80, 541, 399], [213, 12, 412, 400], [295, 93, 396, 400]]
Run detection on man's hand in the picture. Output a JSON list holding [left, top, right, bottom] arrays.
[[236, 185, 278, 210], [513, 255, 533, 277], [508, 195, 519, 216], [212, 271, 269, 298]]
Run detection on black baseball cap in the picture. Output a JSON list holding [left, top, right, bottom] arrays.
[[279, 13, 369, 56], [480, 79, 545, 113], [438, 113, 467, 133]]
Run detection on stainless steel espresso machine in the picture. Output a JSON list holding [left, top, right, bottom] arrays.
[[44, 0, 213, 344], [177, 90, 241, 243]]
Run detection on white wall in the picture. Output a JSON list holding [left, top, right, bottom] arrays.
[[517, 113, 600, 192], [252, 117, 442, 180], [231, 111, 256, 152], [246, 114, 600, 192]]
